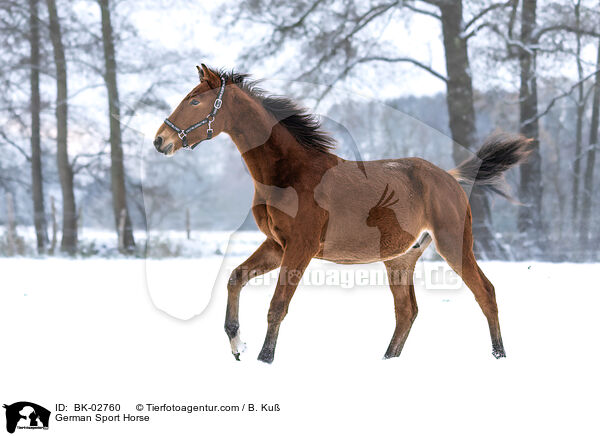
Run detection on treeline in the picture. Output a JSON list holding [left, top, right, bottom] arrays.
[[1, 0, 599, 262], [0, 0, 189, 256], [228, 0, 600, 261], [1, 0, 135, 254]]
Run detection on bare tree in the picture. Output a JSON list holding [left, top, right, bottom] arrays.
[[97, 0, 135, 252], [28, 0, 48, 254], [436, 0, 511, 259], [46, 0, 77, 254], [571, 0, 585, 221]]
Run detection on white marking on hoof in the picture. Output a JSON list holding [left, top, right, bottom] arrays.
[[230, 332, 247, 355]]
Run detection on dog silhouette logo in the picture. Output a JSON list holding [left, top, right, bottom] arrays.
[[3, 402, 50, 433]]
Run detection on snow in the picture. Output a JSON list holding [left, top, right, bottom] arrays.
[[1, 257, 599, 435]]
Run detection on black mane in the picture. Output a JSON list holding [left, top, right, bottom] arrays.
[[217, 68, 336, 153]]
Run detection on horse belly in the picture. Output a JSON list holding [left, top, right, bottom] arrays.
[[312, 161, 424, 264], [316, 231, 418, 264], [315, 207, 421, 264]]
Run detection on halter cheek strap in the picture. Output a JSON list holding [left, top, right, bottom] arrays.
[[164, 75, 226, 150]]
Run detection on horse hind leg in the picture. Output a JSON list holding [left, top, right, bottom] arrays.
[[433, 221, 506, 359], [383, 233, 431, 359], [462, 258, 505, 358]]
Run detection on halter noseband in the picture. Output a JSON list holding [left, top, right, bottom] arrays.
[[163, 75, 227, 150]]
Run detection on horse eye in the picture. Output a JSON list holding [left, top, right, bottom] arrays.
[[190, 99, 200, 106]]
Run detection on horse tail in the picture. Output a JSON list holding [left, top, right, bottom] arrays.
[[448, 132, 533, 202]]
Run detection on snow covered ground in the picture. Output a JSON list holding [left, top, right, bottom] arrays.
[[1, 255, 599, 435]]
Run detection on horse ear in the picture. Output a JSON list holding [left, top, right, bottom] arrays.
[[196, 65, 204, 81], [199, 63, 220, 88]]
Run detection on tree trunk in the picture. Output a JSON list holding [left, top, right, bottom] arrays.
[[517, 0, 544, 258], [118, 208, 126, 251], [29, 0, 48, 254], [579, 38, 600, 259], [5, 192, 17, 256], [439, 2, 507, 260], [50, 195, 57, 254], [78, 206, 83, 234], [572, 0, 584, 222], [47, 0, 77, 255], [98, 0, 135, 252], [573, 92, 583, 222]]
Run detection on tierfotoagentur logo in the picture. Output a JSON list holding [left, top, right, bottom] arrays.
[[230, 264, 463, 290], [3, 402, 50, 434]]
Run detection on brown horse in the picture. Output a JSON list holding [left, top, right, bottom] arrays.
[[154, 64, 531, 363]]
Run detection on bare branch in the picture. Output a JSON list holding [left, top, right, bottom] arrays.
[[71, 150, 110, 174], [522, 68, 600, 127], [356, 55, 447, 82], [463, 1, 511, 32], [401, 1, 441, 20], [276, 0, 325, 32], [65, 83, 106, 103], [0, 129, 31, 161], [294, 1, 401, 81], [533, 24, 600, 43], [484, 22, 535, 55], [462, 21, 495, 40], [313, 54, 447, 108]]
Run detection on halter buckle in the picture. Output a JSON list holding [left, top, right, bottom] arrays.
[[178, 131, 186, 140], [213, 98, 222, 110], [206, 116, 215, 137]]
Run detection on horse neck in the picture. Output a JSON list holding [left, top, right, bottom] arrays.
[[224, 90, 333, 185]]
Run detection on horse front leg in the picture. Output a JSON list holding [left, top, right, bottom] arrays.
[[257, 240, 317, 364], [225, 238, 283, 360]]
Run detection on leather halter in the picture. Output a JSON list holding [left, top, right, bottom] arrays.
[[163, 75, 226, 150]]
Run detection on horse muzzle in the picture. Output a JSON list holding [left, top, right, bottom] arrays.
[[153, 136, 174, 155]]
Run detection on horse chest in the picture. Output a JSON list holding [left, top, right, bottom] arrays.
[[251, 203, 291, 248]]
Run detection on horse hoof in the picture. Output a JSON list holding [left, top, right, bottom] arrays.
[[383, 347, 401, 359], [492, 349, 506, 359], [230, 336, 247, 357], [257, 349, 274, 364], [233, 352, 241, 361]]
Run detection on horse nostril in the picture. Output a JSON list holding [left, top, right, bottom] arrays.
[[153, 136, 163, 149]]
